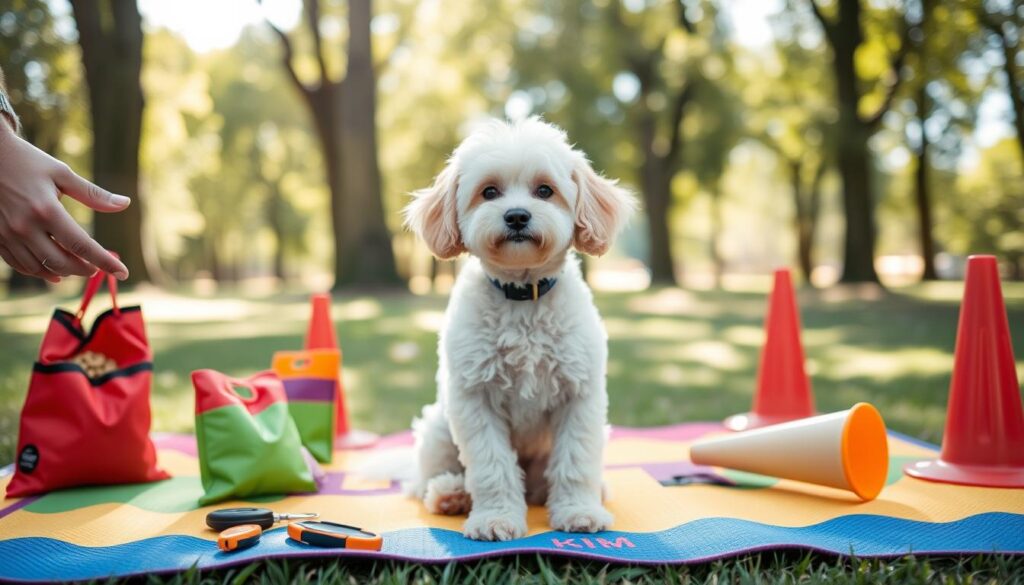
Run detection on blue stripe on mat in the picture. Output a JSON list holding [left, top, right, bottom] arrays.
[[0, 512, 1021, 582]]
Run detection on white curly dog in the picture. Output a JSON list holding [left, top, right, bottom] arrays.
[[402, 117, 635, 541]]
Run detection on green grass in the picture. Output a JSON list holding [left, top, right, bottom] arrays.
[[2, 281, 1023, 583], [132, 552, 1024, 584]]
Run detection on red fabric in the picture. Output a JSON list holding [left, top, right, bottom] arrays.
[[192, 370, 284, 417], [6, 272, 169, 498]]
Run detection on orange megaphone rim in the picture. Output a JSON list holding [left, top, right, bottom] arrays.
[[840, 402, 889, 501]]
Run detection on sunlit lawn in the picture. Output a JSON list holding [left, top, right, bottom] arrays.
[[1, 280, 1023, 582]]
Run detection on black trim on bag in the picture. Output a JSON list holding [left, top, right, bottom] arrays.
[[33, 361, 153, 386], [51, 305, 143, 354]]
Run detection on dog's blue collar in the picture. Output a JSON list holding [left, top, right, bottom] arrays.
[[488, 276, 558, 301]]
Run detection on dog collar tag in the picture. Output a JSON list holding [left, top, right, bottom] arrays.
[[488, 277, 558, 301]]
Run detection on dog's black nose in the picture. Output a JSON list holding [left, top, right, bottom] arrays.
[[503, 208, 531, 231]]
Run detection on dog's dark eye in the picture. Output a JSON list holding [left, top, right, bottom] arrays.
[[536, 184, 554, 199], [482, 186, 501, 200]]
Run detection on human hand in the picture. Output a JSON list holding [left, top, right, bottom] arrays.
[[0, 121, 130, 282]]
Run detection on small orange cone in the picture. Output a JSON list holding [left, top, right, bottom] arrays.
[[304, 293, 378, 450], [724, 268, 815, 431], [905, 255, 1024, 487]]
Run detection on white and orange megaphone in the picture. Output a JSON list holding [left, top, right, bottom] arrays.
[[691, 402, 889, 501]]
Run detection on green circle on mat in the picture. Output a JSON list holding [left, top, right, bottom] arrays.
[[21, 477, 290, 515], [719, 469, 779, 489]]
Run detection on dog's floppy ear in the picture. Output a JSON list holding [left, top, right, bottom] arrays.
[[572, 157, 635, 257], [404, 161, 465, 259]]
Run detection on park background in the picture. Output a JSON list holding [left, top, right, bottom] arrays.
[[1, 0, 1023, 582]]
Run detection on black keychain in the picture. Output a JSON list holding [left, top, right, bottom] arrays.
[[206, 507, 318, 531]]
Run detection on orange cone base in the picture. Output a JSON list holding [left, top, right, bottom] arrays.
[[723, 411, 815, 432], [905, 459, 1024, 488], [334, 429, 380, 450]]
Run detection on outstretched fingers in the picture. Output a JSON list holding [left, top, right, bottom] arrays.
[[47, 209, 129, 280], [54, 164, 131, 213]]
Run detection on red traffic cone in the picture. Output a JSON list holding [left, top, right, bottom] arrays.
[[304, 293, 378, 450], [306, 293, 338, 351], [724, 268, 815, 431], [905, 255, 1024, 487]]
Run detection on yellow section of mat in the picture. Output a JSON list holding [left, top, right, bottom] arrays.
[[2, 428, 1022, 550]]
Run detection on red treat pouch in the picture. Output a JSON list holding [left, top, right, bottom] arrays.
[[5, 270, 169, 498]]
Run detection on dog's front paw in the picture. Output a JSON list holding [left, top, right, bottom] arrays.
[[549, 504, 613, 533], [463, 509, 527, 541], [424, 472, 472, 516]]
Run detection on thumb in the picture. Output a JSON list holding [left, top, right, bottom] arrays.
[[54, 165, 131, 212]]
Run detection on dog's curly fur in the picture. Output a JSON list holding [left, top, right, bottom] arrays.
[[403, 118, 634, 541]]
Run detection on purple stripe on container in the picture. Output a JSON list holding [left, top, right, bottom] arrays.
[[281, 378, 335, 402]]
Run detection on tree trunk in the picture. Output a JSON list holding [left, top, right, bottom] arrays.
[[208, 237, 224, 282], [301, 83, 347, 288], [334, 0, 400, 289], [830, 2, 879, 284], [8, 271, 48, 292], [914, 87, 938, 281], [791, 159, 826, 286], [71, 0, 150, 284], [806, 163, 825, 285], [641, 154, 677, 286], [267, 182, 287, 282], [708, 182, 723, 289], [638, 108, 678, 287], [993, 29, 1024, 160], [1009, 256, 1023, 281], [790, 160, 812, 284], [268, 0, 398, 290]]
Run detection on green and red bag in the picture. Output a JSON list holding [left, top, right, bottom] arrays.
[[271, 349, 338, 463], [192, 369, 318, 505]]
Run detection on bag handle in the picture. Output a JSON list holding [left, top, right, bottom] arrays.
[[226, 377, 261, 406], [75, 269, 120, 323]]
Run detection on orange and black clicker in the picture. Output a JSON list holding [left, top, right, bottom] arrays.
[[208, 508, 319, 553], [217, 524, 262, 552], [287, 521, 383, 550]]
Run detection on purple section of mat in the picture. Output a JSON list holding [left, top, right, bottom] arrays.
[[375, 431, 414, 448], [607, 460, 733, 485], [152, 433, 198, 457], [610, 423, 722, 442], [281, 378, 335, 402], [314, 471, 402, 495], [0, 495, 39, 521]]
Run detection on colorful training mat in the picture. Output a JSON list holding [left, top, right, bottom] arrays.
[[1, 424, 1022, 582]]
